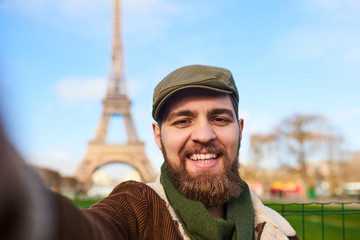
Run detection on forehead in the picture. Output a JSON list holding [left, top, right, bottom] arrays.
[[162, 89, 234, 118]]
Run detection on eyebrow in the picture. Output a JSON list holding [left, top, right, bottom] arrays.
[[208, 108, 236, 119], [166, 110, 197, 121]]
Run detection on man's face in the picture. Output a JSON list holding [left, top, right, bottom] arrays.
[[153, 89, 244, 206]]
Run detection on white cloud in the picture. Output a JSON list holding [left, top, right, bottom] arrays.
[[55, 76, 107, 105], [54, 75, 152, 105], [27, 149, 77, 175], [58, 0, 186, 43], [1, 0, 186, 43]]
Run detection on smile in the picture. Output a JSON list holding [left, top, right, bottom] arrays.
[[189, 153, 218, 163]]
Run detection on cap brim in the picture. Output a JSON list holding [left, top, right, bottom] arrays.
[[153, 85, 232, 120]]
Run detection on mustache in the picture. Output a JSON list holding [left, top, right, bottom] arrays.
[[179, 142, 227, 161]]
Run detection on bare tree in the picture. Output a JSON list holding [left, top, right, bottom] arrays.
[[249, 113, 347, 196], [249, 133, 278, 166], [341, 151, 360, 182], [323, 135, 343, 195], [276, 114, 334, 192]]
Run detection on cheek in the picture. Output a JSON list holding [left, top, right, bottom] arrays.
[[161, 130, 188, 157], [218, 129, 240, 152]]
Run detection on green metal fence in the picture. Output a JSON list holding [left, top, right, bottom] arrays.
[[76, 199, 360, 239], [266, 201, 360, 240]]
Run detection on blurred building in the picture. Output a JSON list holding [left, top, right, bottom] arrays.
[[32, 166, 80, 198], [87, 169, 142, 198], [241, 151, 360, 199]]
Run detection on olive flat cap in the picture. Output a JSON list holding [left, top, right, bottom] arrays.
[[152, 64, 239, 120]]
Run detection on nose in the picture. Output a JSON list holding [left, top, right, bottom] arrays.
[[190, 119, 216, 143]]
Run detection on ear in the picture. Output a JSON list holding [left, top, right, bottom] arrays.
[[238, 118, 244, 140], [152, 122, 162, 151]]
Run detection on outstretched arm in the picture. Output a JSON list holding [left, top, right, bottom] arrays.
[[0, 122, 57, 240], [0, 121, 135, 240]]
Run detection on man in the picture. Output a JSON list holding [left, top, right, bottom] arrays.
[[0, 64, 299, 239]]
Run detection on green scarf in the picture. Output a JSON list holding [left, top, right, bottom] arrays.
[[160, 164, 254, 240]]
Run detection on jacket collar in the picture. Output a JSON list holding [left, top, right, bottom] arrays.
[[148, 175, 296, 240]]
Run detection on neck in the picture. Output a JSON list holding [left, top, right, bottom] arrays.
[[206, 204, 226, 219]]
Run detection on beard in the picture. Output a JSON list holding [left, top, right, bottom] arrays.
[[161, 139, 244, 208]]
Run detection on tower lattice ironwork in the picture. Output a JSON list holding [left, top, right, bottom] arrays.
[[75, 0, 156, 187]]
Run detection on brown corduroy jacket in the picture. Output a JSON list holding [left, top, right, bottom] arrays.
[[54, 180, 300, 240]]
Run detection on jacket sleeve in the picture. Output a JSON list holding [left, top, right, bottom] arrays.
[[53, 181, 151, 240], [0, 118, 152, 240]]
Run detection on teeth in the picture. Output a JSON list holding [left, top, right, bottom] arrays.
[[189, 153, 217, 162], [198, 159, 212, 163]]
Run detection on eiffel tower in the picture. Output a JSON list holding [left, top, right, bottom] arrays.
[[75, 0, 156, 187]]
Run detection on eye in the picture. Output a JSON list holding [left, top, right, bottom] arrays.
[[172, 119, 192, 128], [211, 117, 230, 126]]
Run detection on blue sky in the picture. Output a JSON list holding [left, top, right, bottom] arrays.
[[1, 0, 359, 176]]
